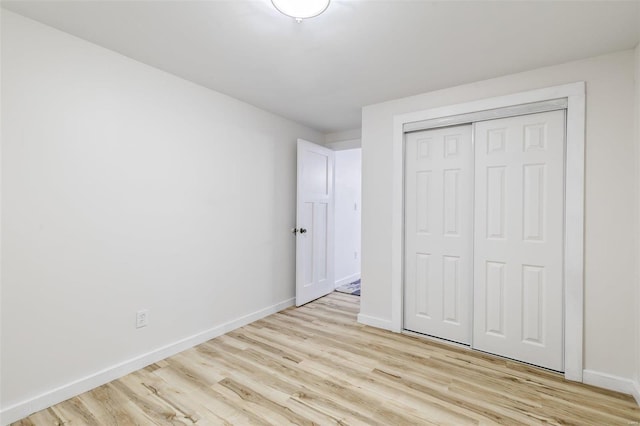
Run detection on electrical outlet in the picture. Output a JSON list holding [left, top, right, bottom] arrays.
[[354, 251, 358, 260], [136, 309, 149, 328]]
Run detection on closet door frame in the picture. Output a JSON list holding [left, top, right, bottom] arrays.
[[389, 82, 585, 382]]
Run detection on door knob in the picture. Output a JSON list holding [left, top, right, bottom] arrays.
[[299, 228, 307, 234], [292, 228, 308, 234]]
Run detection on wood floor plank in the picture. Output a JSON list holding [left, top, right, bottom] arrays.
[[46, 396, 102, 425], [13, 292, 640, 425]]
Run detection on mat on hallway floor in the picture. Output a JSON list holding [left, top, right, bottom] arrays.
[[336, 279, 360, 296]]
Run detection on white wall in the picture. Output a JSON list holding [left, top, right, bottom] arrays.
[[325, 128, 362, 145], [333, 149, 361, 287], [0, 4, 4, 414], [361, 50, 638, 383], [0, 10, 323, 421], [635, 41, 640, 402], [325, 128, 362, 151]]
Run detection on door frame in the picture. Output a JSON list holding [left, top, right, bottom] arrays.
[[390, 82, 585, 382]]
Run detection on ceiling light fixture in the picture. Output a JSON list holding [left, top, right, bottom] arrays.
[[271, 0, 330, 23]]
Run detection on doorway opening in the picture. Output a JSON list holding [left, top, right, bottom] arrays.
[[333, 147, 362, 297], [294, 138, 362, 306]]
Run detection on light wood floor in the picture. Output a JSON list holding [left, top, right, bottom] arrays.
[[14, 292, 640, 425]]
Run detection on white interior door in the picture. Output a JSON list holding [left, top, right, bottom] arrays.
[[296, 139, 335, 306], [404, 125, 473, 344], [473, 110, 565, 371]]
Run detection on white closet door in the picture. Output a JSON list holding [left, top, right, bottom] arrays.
[[404, 125, 473, 344], [473, 110, 565, 371]]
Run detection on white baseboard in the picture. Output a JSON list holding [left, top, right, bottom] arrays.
[[335, 273, 360, 288], [582, 369, 640, 405], [0, 298, 295, 426], [357, 313, 395, 331]]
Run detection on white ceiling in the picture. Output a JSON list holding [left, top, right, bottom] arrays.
[[2, 0, 639, 133]]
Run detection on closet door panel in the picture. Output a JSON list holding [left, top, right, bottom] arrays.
[[404, 125, 473, 344], [473, 110, 565, 371]]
